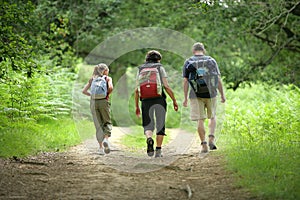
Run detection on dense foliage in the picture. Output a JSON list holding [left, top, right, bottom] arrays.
[[219, 84, 300, 199], [1, 0, 299, 122], [1, 1, 78, 121], [1, 1, 299, 199]]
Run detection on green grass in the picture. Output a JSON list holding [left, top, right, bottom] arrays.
[[0, 117, 94, 158], [219, 84, 300, 200], [74, 119, 96, 140], [121, 126, 170, 149]]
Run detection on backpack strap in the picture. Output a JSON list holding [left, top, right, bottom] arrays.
[[156, 65, 163, 88], [189, 55, 210, 62], [186, 56, 209, 93], [188, 75, 197, 93], [138, 63, 163, 84], [138, 63, 165, 96]]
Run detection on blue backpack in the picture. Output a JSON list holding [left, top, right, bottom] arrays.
[[90, 76, 108, 99]]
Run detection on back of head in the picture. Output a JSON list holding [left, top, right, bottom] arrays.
[[192, 42, 206, 54], [93, 63, 108, 77], [145, 50, 162, 63]]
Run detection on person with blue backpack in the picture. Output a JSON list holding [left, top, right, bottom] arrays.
[[82, 63, 113, 155], [183, 43, 226, 154]]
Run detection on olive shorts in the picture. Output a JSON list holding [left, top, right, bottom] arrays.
[[190, 97, 217, 121]]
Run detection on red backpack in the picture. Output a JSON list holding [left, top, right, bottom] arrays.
[[138, 63, 163, 99]]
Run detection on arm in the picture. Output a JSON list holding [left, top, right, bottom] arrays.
[[162, 77, 178, 111], [82, 81, 91, 96], [135, 88, 141, 117], [107, 76, 114, 94], [218, 76, 226, 103], [183, 78, 189, 107]]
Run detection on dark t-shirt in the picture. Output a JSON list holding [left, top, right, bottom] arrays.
[[182, 55, 220, 98]]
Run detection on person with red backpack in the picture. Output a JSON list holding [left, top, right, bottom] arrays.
[[135, 50, 178, 158], [183, 43, 226, 154]]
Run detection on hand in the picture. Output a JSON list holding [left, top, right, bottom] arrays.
[[173, 100, 179, 111], [135, 107, 141, 118], [183, 99, 188, 107], [221, 95, 226, 103]]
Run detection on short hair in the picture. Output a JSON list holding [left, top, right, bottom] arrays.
[[145, 50, 162, 62], [93, 63, 109, 77], [192, 42, 206, 53]]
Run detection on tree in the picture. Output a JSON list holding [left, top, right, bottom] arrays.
[[191, 0, 300, 89]]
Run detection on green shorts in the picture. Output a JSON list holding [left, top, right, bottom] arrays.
[[190, 97, 217, 121]]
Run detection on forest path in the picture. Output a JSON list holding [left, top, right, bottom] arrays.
[[0, 127, 253, 200]]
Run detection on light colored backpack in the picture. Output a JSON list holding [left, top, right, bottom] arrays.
[[138, 63, 163, 99], [90, 76, 108, 99]]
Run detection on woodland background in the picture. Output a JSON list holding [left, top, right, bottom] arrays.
[[0, 1, 299, 199]]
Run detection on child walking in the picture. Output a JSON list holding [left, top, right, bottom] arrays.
[[82, 63, 113, 155]]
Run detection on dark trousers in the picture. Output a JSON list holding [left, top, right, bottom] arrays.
[[141, 97, 167, 135]]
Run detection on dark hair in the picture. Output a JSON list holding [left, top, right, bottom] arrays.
[[145, 50, 162, 63]]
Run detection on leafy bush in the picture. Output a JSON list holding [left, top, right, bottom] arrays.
[[0, 66, 77, 121], [219, 84, 300, 199]]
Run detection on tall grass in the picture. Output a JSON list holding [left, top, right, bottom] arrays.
[[219, 84, 300, 199], [0, 61, 93, 158]]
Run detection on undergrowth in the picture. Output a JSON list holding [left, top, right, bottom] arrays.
[[219, 84, 300, 200], [0, 117, 93, 158]]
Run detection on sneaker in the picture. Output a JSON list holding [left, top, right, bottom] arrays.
[[103, 139, 111, 154], [155, 149, 163, 158], [209, 142, 217, 150], [200, 142, 208, 153], [146, 137, 154, 157], [98, 148, 105, 155]]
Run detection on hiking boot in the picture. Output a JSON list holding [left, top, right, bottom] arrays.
[[155, 149, 163, 158], [201, 141, 208, 153], [208, 135, 217, 150], [146, 137, 154, 157], [103, 139, 111, 154], [209, 142, 217, 150], [98, 148, 105, 155]]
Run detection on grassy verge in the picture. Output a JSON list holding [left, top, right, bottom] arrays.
[[74, 119, 96, 140], [219, 84, 300, 200], [0, 117, 94, 158]]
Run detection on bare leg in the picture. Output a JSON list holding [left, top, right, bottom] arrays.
[[198, 119, 206, 142], [145, 130, 153, 138], [156, 135, 164, 147], [198, 119, 208, 153], [208, 116, 216, 143]]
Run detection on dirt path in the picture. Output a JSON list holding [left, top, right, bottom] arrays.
[[0, 127, 253, 200]]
